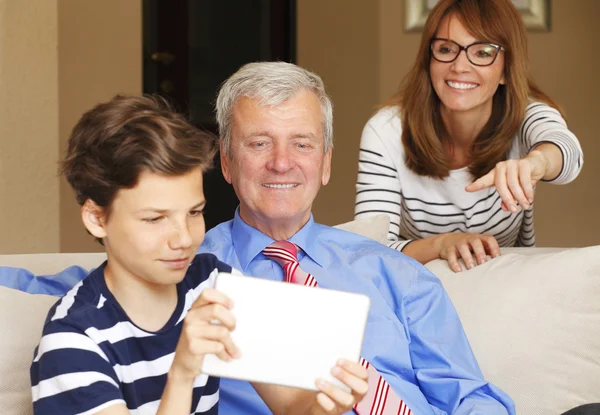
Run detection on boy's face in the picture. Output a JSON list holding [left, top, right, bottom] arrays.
[[85, 167, 206, 289]]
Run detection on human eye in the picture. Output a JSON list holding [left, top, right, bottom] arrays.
[[142, 216, 164, 224], [435, 41, 456, 55], [474, 44, 496, 58], [189, 209, 204, 218], [248, 138, 270, 150], [294, 139, 316, 152]]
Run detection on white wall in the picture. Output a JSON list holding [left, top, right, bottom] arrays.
[[0, 1, 60, 253]]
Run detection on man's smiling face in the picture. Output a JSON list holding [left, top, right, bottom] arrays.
[[221, 90, 332, 237]]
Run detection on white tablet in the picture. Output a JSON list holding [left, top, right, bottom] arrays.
[[201, 272, 370, 391]]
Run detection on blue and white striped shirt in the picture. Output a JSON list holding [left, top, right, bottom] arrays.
[[30, 253, 228, 415]]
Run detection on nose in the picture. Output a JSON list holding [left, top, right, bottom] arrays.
[[450, 49, 471, 72], [266, 143, 293, 172], [168, 219, 193, 250]]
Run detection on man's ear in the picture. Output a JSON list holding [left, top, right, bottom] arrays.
[[321, 148, 333, 186], [81, 200, 108, 239], [220, 140, 233, 184]]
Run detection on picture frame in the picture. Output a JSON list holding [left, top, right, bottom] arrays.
[[404, 0, 551, 32]]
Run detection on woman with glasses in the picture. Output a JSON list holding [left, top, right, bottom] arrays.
[[354, 0, 583, 272]]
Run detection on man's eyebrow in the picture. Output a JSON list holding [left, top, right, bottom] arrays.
[[244, 131, 318, 139], [244, 130, 272, 138], [137, 200, 206, 214], [290, 132, 317, 139]]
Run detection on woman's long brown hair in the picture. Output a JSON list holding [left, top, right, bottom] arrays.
[[387, 0, 560, 179]]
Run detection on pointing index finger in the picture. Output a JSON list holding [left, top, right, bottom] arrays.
[[466, 170, 495, 192]]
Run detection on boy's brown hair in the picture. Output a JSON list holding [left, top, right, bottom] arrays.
[[62, 94, 216, 218]]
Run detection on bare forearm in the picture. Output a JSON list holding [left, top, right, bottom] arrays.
[[255, 360, 368, 414], [400, 236, 443, 264], [156, 369, 195, 415], [255, 383, 319, 415], [285, 394, 320, 415]]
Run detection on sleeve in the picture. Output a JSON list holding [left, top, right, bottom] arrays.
[[354, 116, 411, 251], [519, 102, 583, 184], [216, 258, 234, 274], [185, 254, 242, 299], [0, 265, 89, 296], [403, 267, 515, 415], [30, 322, 125, 415], [516, 206, 535, 247]]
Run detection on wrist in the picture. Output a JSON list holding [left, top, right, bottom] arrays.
[[167, 364, 196, 387], [528, 148, 550, 177], [432, 233, 448, 256]]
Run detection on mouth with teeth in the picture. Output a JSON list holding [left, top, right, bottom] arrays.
[[263, 183, 299, 189], [446, 80, 478, 90]]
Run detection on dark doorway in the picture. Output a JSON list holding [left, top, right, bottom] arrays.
[[143, 0, 296, 230]]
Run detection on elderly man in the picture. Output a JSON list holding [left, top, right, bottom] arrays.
[[1, 62, 514, 414], [201, 61, 514, 415]]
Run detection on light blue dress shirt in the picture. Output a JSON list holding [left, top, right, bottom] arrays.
[[203, 211, 514, 415], [0, 211, 515, 414], [0, 266, 89, 296]]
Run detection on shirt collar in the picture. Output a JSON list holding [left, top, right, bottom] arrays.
[[231, 208, 326, 271]]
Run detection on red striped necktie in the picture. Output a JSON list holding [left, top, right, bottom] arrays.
[[262, 241, 413, 415]]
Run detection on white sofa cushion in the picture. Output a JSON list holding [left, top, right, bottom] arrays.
[[0, 285, 57, 415], [0, 252, 107, 275], [333, 214, 390, 244], [426, 246, 600, 415]]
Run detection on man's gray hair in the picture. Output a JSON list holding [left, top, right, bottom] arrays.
[[216, 61, 333, 155]]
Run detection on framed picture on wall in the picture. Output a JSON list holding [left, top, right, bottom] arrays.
[[405, 0, 550, 32]]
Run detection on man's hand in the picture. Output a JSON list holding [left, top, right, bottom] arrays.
[[465, 150, 548, 212], [435, 233, 501, 272], [311, 359, 369, 414], [169, 288, 240, 382]]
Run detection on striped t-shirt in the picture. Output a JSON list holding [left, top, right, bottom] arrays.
[[30, 253, 230, 415], [355, 102, 583, 251]]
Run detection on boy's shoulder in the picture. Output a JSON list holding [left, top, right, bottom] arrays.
[[41, 266, 110, 335]]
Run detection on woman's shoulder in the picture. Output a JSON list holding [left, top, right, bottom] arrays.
[[523, 100, 563, 120], [362, 106, 404, 151], [365, 105, 402, 132], [360, 106, 405, 161]]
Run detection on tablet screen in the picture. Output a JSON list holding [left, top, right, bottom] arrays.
[[201, 272, 370, 391]]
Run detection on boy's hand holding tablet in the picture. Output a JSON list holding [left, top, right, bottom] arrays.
[[170, 288, 241, 382], [196, 273, 371, 414]]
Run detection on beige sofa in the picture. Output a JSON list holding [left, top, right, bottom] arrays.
[[1, 215, 599, 415]]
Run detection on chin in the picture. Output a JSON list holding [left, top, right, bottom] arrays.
[[163, 272, 188, 286], [443, 101, 480, 113], [158, 265, 189, 279]]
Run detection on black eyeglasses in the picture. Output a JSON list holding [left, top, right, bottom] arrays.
[[430, 38, 504, 67]]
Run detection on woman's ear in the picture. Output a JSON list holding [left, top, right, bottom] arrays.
[[81, 200, 108, 239]]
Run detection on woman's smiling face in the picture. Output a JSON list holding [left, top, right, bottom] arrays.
[[430, 14, 506, 118]]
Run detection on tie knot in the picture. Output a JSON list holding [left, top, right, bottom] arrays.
[[262, 241, 299, 268]]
